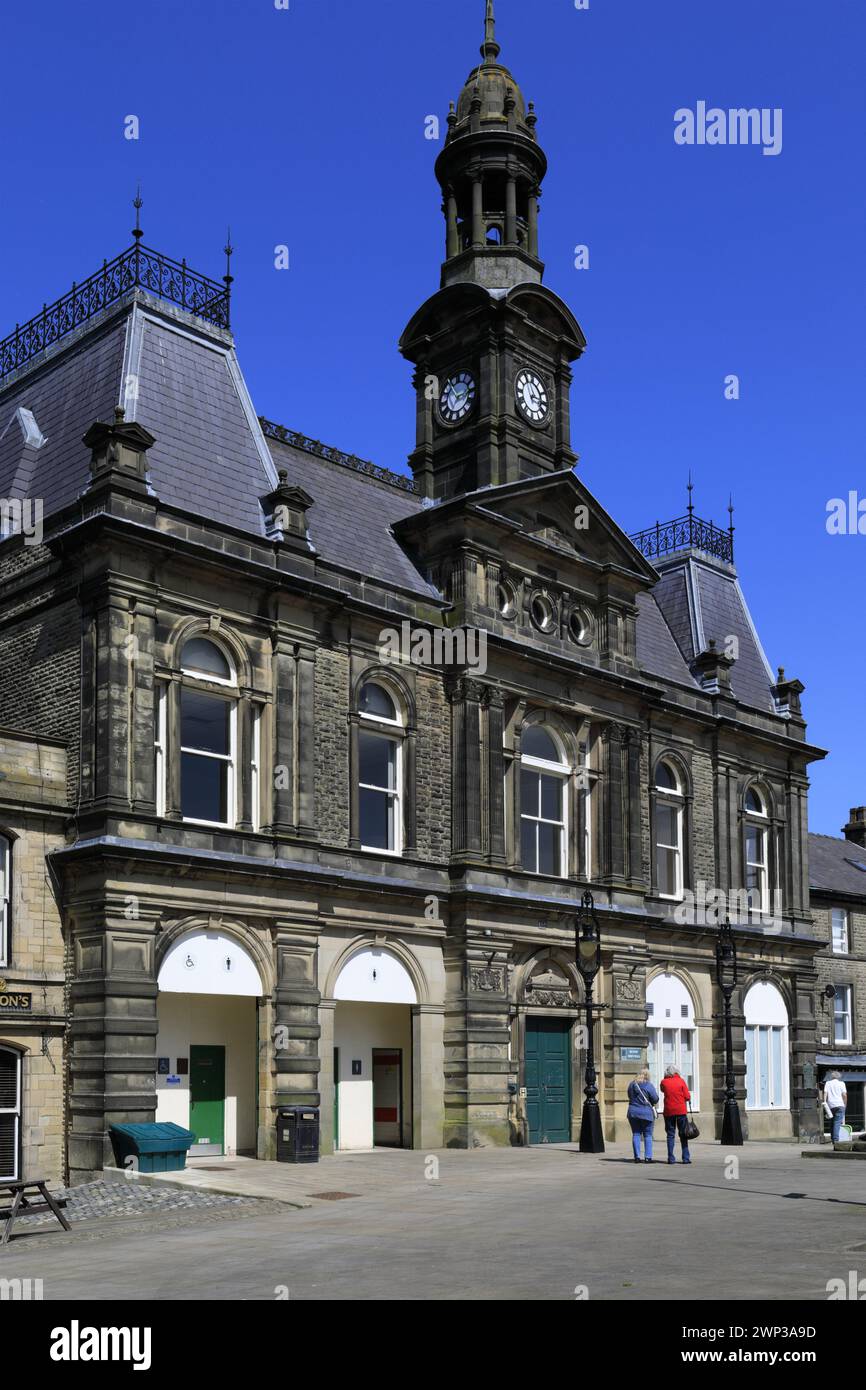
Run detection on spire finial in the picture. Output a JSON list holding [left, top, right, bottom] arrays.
[[687, 471, 694, 519], [223, 227, 234, 287], [481, 0, 500, 62], [132, 185, 143, 243]]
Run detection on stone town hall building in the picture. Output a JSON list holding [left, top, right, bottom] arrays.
[[0, 5, 834, 1184]]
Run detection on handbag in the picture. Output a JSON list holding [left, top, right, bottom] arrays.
[[683, 1103, 700, 1141]]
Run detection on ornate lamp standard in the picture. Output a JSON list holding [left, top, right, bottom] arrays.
[[575, 890, 605, 1153], [715, 919, 744, 1145]]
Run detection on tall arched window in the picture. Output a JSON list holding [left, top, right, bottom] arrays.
[[744, 785, 770, 913], [179, 637, 238, 826], [744, 981, 789, 1110], [520, 725, 569, 877], [646, 973, 699, 1106], [0, 835, 10, 966], [358, 682, 403, 854], [653, 760, 684, 900], [0, 1045, 21, 1181]]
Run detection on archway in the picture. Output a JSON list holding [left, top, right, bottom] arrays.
[[332, 946, 418, 1151], [156, 929, 264, 1158]]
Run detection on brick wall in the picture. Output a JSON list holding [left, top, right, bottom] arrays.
[[0, 599, 79, 802], [314, 648, 350, 846], [414, 671, 451, 863]]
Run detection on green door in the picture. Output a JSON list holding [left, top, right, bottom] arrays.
[[190, 1045, 225, 1154], [525, 1018, 571, 1144]]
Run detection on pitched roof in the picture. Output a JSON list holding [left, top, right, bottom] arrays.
[[808, 832, 866, 897]]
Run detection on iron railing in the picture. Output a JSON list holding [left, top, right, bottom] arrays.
[[0, 243, 231, 383], [259, 417, 418, 494], [630, 512, 734, 564]]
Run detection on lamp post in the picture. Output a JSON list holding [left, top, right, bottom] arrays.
[[575, 889, 605, 1153], [715, 919, 744, 1145]]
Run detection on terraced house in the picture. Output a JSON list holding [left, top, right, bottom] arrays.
[[0, 3, 829, 1184]]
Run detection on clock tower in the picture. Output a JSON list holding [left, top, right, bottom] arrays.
[[400, 0, 586, 501]]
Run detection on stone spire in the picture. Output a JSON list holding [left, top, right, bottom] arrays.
[[482, 0, 500, 63]]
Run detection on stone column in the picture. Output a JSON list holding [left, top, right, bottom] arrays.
[[527, 186, 539, 257], [296, 644, 318, 839], [318, 1000, 337, 1155], [485, 688, 507, 865], [710, 980, 748, 1140], [472, 174, 484, 248], [505, 176, 517, 245], [445, 186, 459, 259], [271, 636, 296, 834], [448, 678, 483, 859], [605, 962, 649, 1143], [67, 914, 159, 1183], [412, 1004, 446, 1150], [272, 924, 321, 1115], [601, 723, 626, 884]]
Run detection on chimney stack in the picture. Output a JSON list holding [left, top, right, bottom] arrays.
[[842, 807, 866, 849]]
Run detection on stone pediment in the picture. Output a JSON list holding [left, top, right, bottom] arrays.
[[524, 960, 575, 1007]]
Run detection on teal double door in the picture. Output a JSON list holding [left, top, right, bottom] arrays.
[[525, 1017, 572, 1144]]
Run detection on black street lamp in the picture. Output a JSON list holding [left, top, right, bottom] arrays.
[[715, 919, 744, 1145], [575, 889, 605, 1153]]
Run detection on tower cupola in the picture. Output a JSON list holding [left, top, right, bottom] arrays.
[[436, 1, 547, 290]]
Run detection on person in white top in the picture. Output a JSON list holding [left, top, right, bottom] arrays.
[[822, 1071, 848, 1144]]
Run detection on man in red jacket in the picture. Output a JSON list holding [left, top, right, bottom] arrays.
[[660, 1066, 692, 1164]]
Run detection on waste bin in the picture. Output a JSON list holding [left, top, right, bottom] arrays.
[[109, 1122, 196, 1173], [276, 1106, 319, 1163]]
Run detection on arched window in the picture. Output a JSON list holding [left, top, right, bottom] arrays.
[[179, 637, 237, 826], [0, 1045, 22, 1181], [744, 981, 789, 1110], [520, 725, 569, 877], [0, 835, 10, 966], [653, 760, 684, 900], [744, 784, 770, 913], [646, 973, 699, 1107], [358, 681, 403, 854]]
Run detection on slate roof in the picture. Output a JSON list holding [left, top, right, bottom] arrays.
[[0, 275, 779, 713], [808, 833, 866, 897], [265, 433, 438, 598], [648, 556, 776, 712]]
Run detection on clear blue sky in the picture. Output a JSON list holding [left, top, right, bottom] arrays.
[[1, 0, 864, 835]]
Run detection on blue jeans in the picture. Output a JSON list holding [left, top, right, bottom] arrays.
[[629, 1116, 653, 1159], [665, 1114, 690, 1162], [831, 1107, 846, 1143]]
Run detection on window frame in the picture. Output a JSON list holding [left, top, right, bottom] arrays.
[[0, 1044, 22, 1182], [178, 638, 239, 829], [0, 835, 10, 968], [834, 984, 854, 1046], [519, 727, 570, 879], [653, 760, 685, 902], [744, 785, 770, 914], [831, 908, 850, 956], [358, 682, 404, 856]]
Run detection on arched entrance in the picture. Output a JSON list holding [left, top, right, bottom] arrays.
[[156, 929, 263, 1158], [332, 947, 418, 1151]]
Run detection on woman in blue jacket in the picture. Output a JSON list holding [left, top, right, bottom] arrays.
[[627, 1068, 659, 1163]]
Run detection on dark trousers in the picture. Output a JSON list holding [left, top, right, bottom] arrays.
[[665, 1113, 690, 1161]]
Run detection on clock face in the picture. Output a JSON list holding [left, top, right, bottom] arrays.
[[515, 368, 550, 425], [438, 371, 476, 424]]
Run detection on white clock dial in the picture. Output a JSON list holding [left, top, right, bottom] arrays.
[[438, 370, 476, 424], [515, 368, 549, 424]]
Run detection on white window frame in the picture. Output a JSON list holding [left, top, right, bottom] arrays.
[[745, 1024, 789, 1109], [359, 687, 403, 856], [0, 1045, 21, 1182], [251, 705, 262, 834], [578, 738, 595, 881], [744, 787, 770, 914], [179, 639, 239, 829], [154, 683, 167, 819], [654, 762, 684, 902], [520, 731, 570, 879], [834, 985, 853, 1045], [0, 835, 9, 967], [831, 908, 850, 956]]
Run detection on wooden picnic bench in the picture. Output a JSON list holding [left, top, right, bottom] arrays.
[[0, 1178, 71, 1245]]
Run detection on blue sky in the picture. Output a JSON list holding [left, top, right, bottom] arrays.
[[1, 0, 864, 834]]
